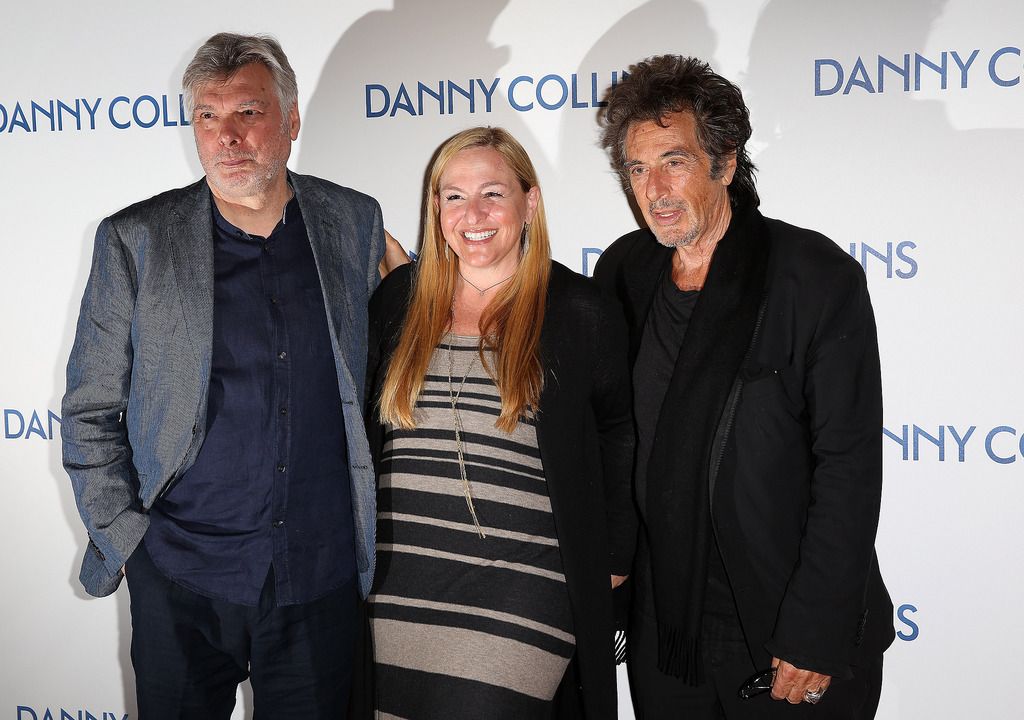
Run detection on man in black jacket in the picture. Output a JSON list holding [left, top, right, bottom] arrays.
[[592, 55, 894, 719]]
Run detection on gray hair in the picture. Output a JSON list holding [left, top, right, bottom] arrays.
[[182, 32, 298, 118]]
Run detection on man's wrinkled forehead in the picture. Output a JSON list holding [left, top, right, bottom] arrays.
[[193, 63, 281, 106], [625, 113, 700, 158]]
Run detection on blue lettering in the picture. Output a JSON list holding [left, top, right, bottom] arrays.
[[57, 99, 81, 130], [850, 242, 916, 279], [476, 77, 499, 112], [988, 46, 1021, 87], [913, 425, 944, 461], [59, 711, 75, 720], [508, 75, 533, 111], [41, 711, 54, 720], [814, 59, 843, 96], [8, 102, 31, 132], [883, 425, 909, 460], [843, 57, 876, 94], [894, 241, 918, 279], [896, 604, 919, 641], [389, 83, 415, 117], [536, 74, 568, 110], [877, 54, 910, 93], [178, 93, 191, 126], [16, 706, 37, 720], [860, 242, 894, 277], [947, 425, 975, 462], [985, 426, 1016, 464], [161, 94, 178, 127], [447, 79, 473, 114], [108, 96, 130, 129], [950, 49, 980, 89], [581, 248, 603, 277], [82, 97, 102, 129], [418, 81, 444, 115], [570, 74, 587, 109], [25, 410, 48, 440], [591, 72, 607, 107], [31, 100, 56, 132], [132, 95, 160, 128], [365, 84, 390, 118], [915, 52, 948, 91], [4, 409, 25, 438]]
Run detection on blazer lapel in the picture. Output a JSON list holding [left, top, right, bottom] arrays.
[[168, 181, 214, 373], [292, 174, 358, 377]]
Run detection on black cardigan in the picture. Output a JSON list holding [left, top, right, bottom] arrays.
[[593, 208, 895, 678], [365, 261, 637, 718]]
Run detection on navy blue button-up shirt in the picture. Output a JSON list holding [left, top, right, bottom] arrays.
[[146, 194, 356, 606]]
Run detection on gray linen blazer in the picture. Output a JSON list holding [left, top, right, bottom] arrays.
[[62, 172, 385, 599]]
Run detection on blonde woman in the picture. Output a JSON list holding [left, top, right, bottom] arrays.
[[364, 127, 635, 719]]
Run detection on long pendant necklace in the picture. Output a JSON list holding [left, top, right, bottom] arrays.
[[459, 270, 514, 296], [447, 333, 487, 538]]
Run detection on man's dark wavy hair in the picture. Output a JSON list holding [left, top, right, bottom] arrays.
[[599, 55, 759, 208]]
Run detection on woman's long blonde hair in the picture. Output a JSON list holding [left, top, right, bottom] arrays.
[[378, 127, 551, 433]]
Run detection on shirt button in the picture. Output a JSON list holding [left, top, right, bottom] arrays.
[[262, 243, 271, 252], [272, 520, 285, 528], [279, 406, 288, 416], [278, 351, 287, 360], [270, 296, 279, 305], [277, 464, 287, 473]]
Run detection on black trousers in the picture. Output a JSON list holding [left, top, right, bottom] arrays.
[[626, 555, 882, 720], [126, 541, 359, 720]]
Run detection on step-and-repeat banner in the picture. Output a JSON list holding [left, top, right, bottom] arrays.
[[2, 1, 1021, 717]]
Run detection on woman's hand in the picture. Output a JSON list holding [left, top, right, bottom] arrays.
[[379, 230, 412, 278]]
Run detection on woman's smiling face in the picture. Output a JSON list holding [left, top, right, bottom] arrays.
[[436, 146, 539, 279]]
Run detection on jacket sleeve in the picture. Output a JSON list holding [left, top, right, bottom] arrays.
[[61, 217, 149, 596], [765, 266, 883, 678], [591, 291, 638, 577], [364, 263, 414, 469], [367, 199, 385, 293]]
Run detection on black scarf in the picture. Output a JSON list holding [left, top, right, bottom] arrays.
[[643, 205, 770, 682]]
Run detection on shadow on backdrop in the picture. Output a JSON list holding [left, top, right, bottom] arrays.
[[299, 0, 553, 255], [554, 0, 716, 264], [746, 3, 1023, 714]]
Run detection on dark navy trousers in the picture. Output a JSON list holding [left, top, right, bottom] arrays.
[[126, 541, 358, 719]]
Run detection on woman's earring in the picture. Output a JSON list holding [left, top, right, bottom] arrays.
[[521, 222, 531, 256]]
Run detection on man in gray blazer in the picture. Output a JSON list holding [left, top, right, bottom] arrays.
[[62, 33, 384, 718]]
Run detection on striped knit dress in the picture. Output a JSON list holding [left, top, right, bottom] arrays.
[[368, 334, 575, 719]]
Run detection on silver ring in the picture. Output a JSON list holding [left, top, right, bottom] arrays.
[[803, 687, 826, 705]]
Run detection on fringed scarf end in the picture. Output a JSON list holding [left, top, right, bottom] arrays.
[[656, 625, 703, 686]]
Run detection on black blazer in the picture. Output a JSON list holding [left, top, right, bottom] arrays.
[[366, 261, 637, 718], [594, 209, 894, 678]]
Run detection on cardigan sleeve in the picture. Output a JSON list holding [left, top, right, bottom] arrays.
[[590, 290, 638, 576]]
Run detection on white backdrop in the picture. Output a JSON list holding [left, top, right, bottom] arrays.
[[2, 1, 1022, 718]]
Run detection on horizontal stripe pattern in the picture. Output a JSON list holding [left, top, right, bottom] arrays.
[[375, 665, 552, 720], [370, 335, 573, 718]]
